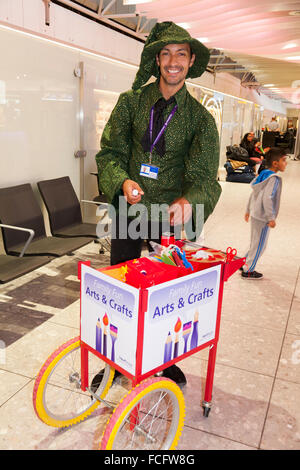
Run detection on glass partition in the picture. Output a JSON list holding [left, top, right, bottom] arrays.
[[253, 104, 264, 140], [0, 28, 81, 194], [186, 83, 264, 170], [187, 85, 224, 137], [82, 56, 136, 221]]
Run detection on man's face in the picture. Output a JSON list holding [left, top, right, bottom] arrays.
[[156, 43, 195, 88]]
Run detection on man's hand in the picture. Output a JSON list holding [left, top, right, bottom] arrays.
[[244, 213, 250, 222], [168, 197, 192, 226], [122, 179, 144, 205], [268, 220, 276, 228]]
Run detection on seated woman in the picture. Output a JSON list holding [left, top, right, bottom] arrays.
[[240, 132, 262, 162]]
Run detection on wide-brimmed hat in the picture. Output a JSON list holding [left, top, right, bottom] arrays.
[[132, 21, 210, 90]]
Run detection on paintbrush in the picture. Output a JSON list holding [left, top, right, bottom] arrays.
[[110, 324, 118, 362], [182, 321, 192, 353], [190, 310, 199, 350]]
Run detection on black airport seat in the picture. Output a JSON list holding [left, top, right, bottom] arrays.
[[89, 171, 108, 204], [37, 176, 98, 238], [0, 184, 92, 257], [0, 254, 52, 283], [262, 131, 276, 148], [0, 223, 53, 283]]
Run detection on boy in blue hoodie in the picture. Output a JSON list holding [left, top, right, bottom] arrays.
[[241, 148, 287, 279]]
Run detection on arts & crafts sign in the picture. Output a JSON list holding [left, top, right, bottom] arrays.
[[142, 265, 221, 374]]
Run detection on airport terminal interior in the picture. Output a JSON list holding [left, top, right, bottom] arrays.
[[0, 0, 300, 451]]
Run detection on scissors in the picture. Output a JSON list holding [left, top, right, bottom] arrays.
[[226, 247, 237, 262]]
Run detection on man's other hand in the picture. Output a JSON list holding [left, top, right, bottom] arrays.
[[168, 197, 192, 225]]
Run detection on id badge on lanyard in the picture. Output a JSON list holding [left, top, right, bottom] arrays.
[[139, 103, 178, 180], [140, 161, 159, 179]]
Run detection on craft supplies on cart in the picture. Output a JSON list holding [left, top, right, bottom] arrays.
[[32, 240, 245, 450]]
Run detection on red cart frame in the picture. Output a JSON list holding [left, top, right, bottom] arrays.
[[79, 247, 244, 417]]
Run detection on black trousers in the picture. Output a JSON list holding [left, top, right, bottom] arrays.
[[110, 215, 180, 266], [109, 215, 187, 384]]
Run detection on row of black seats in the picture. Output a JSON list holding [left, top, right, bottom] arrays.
[[0, 176, 106, 283]]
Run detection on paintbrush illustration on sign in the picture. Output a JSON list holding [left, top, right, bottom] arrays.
[[182, 320, 192, 353], [110, 324, 118, 362], [190, 311, 199, 349]]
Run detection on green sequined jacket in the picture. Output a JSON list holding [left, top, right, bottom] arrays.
[[95, 80, 221, 226]]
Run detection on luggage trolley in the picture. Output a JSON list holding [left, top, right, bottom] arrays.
[[33, 243, 244, 450]]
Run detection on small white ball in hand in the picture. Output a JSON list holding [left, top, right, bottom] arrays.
[[132, 189, 139, 197]]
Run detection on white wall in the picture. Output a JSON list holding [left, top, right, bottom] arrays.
[[0, 27, 80, 189], [0, 24, 140, 228], [0, 1, 142, 219], [0, 0, 144, 66]]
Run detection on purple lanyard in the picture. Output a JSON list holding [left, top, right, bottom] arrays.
[[149, 104, 178, 161]]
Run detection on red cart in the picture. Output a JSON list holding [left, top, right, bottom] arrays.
[[33, 243, 244, 450]]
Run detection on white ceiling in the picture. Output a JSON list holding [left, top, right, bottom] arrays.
[[57, 0, 300, 107], [135, 0, 300, 106]]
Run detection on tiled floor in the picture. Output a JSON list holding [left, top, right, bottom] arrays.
[[0, 159, 299, 450]]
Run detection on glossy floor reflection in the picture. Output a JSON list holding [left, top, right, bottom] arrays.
[[0, 159, 299, 450]]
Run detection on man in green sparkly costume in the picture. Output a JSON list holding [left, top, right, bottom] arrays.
[[95, 22, 221, 386], [96, 22, 221, 267]]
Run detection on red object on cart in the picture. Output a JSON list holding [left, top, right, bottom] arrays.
[[100, 257, 182, 288], [160, 232, 175, 247]]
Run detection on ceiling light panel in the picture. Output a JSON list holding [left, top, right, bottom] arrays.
[[282, 43, 297, 49], [123, 0, 156, 4]]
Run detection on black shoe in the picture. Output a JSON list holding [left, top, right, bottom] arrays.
[[241, 270, 263, 279], [161, 365, 187, 388], [90, 368, 122, 397], [112, 369, 122, 381], [90, 370, 105, 396]]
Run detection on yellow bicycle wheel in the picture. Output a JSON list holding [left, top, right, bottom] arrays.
[[100, 377, 185, 450], [33, 336, 114, 428]]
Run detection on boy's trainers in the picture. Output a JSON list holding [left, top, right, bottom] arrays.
[[241, 270, 263, 279]]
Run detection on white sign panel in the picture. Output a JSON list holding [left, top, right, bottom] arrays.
[[142, 265, 221, 375], [80, 264, 140, 375]]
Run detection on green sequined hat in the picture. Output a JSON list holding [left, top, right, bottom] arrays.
[[132, 21, 210, 90]]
